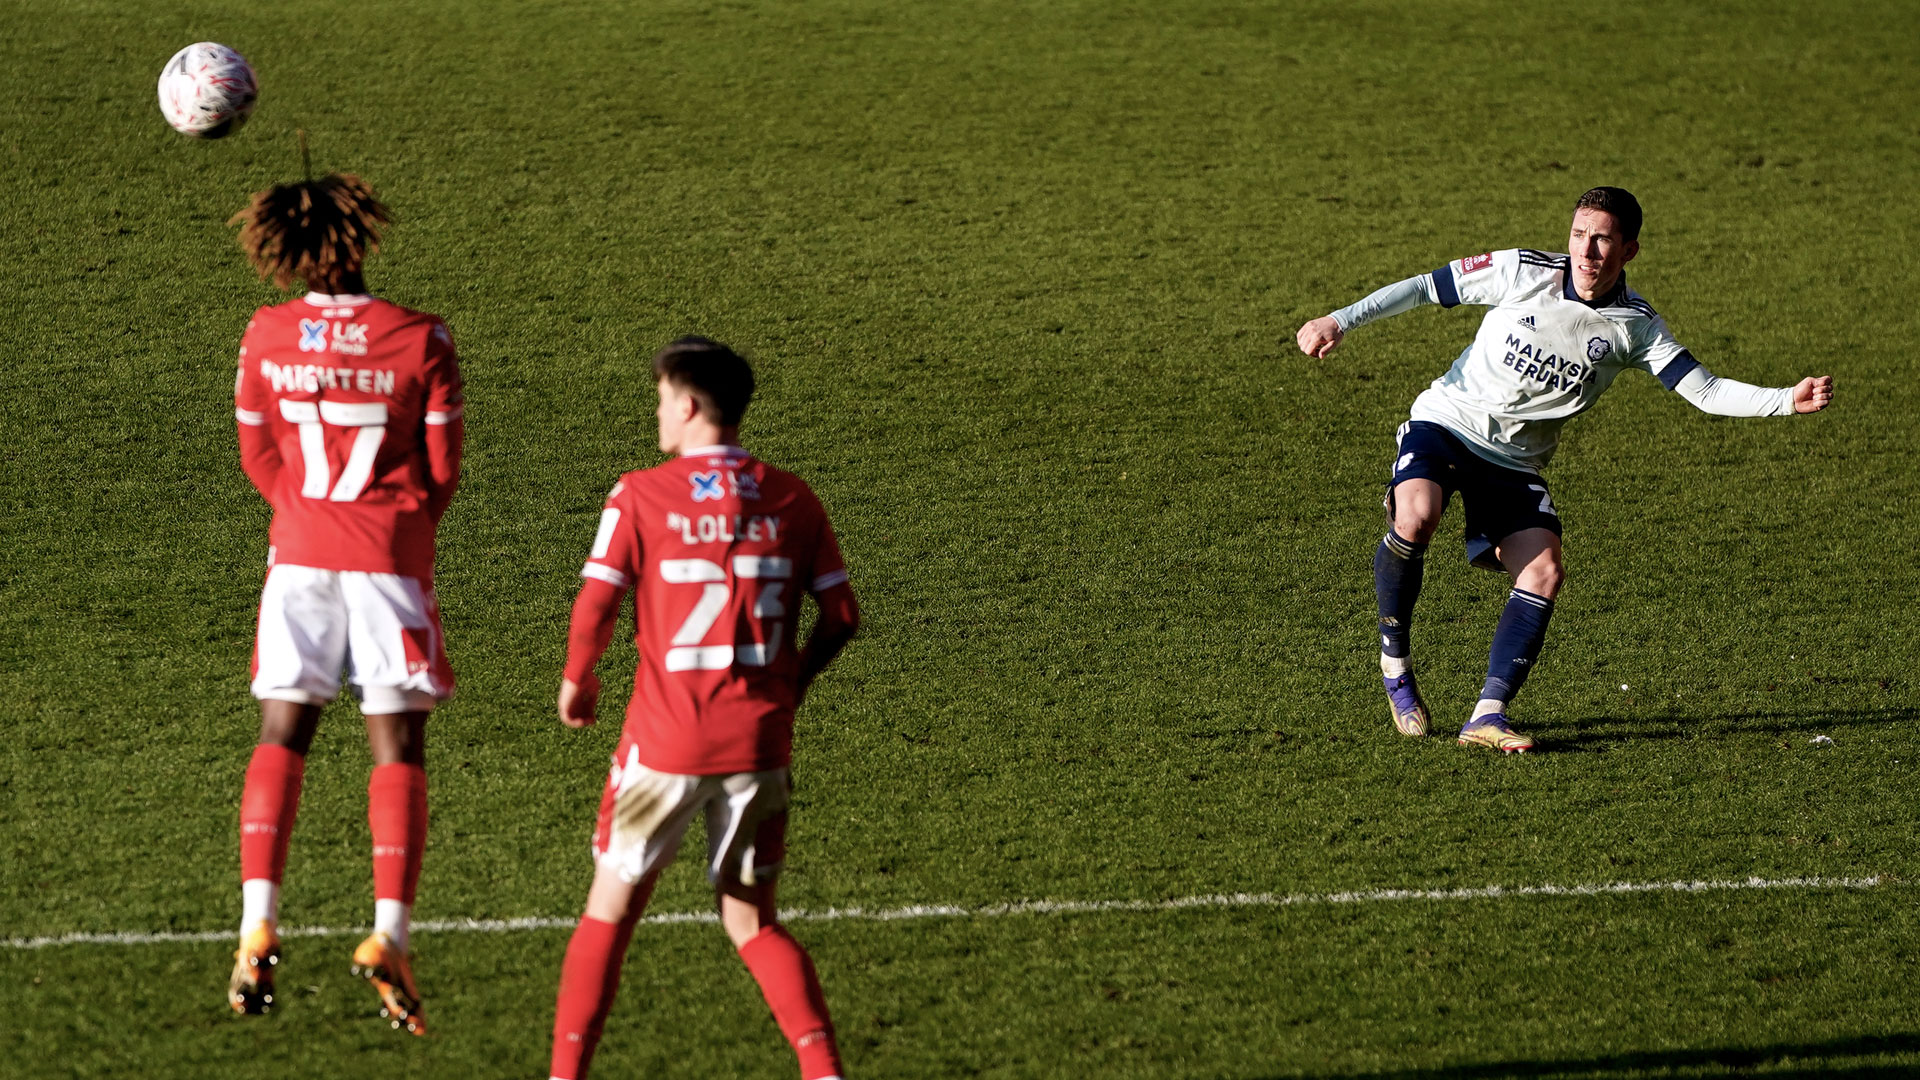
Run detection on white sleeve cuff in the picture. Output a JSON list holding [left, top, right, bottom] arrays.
[[581, 563, 630, 587], [811, 569, 849, 592], [235, 407, 266, 426]]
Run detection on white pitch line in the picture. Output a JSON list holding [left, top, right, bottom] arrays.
[[4, 875, 1883, 951]]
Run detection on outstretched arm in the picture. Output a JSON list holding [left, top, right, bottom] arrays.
[[1672, 366, 1833, 417], [1296, 273, 1442, 358]]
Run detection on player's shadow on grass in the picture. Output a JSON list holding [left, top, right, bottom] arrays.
[[1530, 705, 1916, 752], [1270, 1031, 1920, 1078]]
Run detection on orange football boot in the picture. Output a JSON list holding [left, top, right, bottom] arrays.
[[351, 931, 427, 1036], [228, 924, 281, 1015]]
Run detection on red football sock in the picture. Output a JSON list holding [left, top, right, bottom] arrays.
[[239, 744, 305, 885], [738, 925, 843, 1080], [368, 762, 428, 904], [551, 915, 637, 1080]]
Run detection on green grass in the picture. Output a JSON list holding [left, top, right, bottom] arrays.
[[3, 0, 1919, 1076]]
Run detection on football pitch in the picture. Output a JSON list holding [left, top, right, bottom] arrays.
[[4, 0, 1919, 1076]]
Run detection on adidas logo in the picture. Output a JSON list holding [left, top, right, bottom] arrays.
[[1518, 316, 1537, 329]]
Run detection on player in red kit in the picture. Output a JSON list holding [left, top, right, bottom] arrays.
[[549, 338, 860, 1080], [224, 174, 462, 1035]]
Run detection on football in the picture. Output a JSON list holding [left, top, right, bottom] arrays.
[[157, 42, 258, 139]]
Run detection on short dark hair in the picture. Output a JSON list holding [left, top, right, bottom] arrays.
[[1574, 186, 1642, 242], [652, 336, 755, 426]]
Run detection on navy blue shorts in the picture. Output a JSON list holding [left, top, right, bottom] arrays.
[[1386, 421, 1561, 572]]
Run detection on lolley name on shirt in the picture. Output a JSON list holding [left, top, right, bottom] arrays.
[[666, 512, 782, 545]]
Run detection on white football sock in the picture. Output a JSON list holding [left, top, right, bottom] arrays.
[[374, 899, 412, 952], [241, 879, 279, 934], [1381, 653, 1411, 678], [1471, 698, 1505, 721]]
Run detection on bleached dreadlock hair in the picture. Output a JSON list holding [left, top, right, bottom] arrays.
[[230, 173, 391, 292]]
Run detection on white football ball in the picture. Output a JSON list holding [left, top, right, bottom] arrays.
[[157, 43, 258, 139]]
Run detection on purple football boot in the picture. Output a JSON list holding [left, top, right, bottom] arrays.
[[1384, 672, 1429, 737]]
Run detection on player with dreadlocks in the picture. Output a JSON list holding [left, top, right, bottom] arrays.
[[225, 173, 464, 1036]]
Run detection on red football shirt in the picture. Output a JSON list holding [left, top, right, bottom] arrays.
[[233, 293, 463, 579], [583, 446, 850, 774]]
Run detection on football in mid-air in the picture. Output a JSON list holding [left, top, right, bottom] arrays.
[[157, 42, 258, 139]]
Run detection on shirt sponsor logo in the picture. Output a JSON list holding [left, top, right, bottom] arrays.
[[331, 322, 370, 356], [1587, 337, 1613, 362], [690, 471, 727, 502], [1460, 253, 1494, 275], [299, 319, 328, 352], [298, 318, 370, 356], [1501, 334, 1595, 393], [731, 470, 761, 500]]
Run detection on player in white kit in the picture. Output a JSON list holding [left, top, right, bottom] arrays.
[[1296, 187, 1834, 751]]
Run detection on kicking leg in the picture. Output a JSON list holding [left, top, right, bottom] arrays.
[[1378, 478, 1444, 735], [551, 866, 656, 1080], [725, 877, 844, 1080], [1459, 528, 1562, 753]]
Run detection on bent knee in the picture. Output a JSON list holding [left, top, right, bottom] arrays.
[[1398, 520, 1441, 545], [1393, 512, 1441, 545], [1517, 559, 1566, 599], [1389, 481, 1446, 544], [1390, 499, 1443, 544]]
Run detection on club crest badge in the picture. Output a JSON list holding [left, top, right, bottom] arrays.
[[1586, 337, 1612, 362]]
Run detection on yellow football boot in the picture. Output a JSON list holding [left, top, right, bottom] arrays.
[[1457, 713, 1534, 753]]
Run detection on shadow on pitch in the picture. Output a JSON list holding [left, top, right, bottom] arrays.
[[1256, 1031, 1920, 1078], [1528, 705, 1917, 752]]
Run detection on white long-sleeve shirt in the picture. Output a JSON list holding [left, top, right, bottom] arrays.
[[1330, 249, 1794, 471]]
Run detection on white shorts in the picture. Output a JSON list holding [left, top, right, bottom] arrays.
[[591, 745, 789, 887], [250, 563, 454, 713]]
